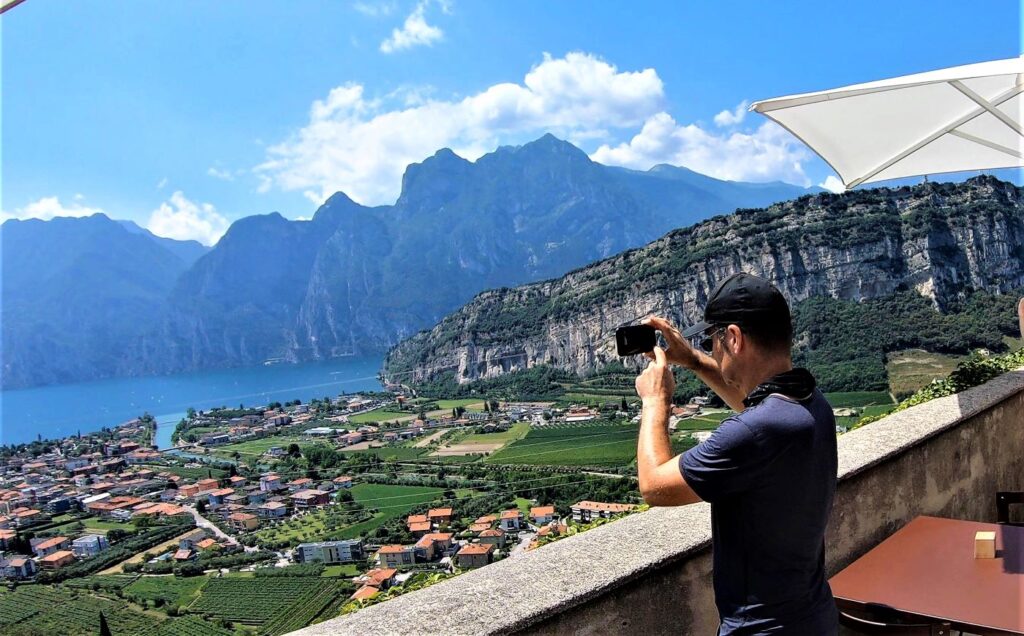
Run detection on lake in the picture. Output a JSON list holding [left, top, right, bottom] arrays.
[[0, 356, 384, 448]]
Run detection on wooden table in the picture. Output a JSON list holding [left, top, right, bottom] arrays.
[[830, 516, 1024, 635]]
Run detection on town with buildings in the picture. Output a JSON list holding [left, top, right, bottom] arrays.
[[0, 389, 683, 633]]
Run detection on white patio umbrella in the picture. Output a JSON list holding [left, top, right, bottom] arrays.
[[750, 56, 1023, 189]]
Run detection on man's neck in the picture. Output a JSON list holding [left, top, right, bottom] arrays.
[[738, 357, 794, 398]]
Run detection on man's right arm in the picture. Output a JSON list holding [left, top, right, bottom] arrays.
[[643, 316, 747, 412]]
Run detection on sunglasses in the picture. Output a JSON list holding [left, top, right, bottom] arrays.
[[698, 326, 726, 353]]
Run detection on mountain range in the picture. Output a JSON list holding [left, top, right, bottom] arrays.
[[382, 176, 1024, 388], [1, 134, 816, 390]]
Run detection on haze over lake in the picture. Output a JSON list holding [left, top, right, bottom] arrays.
[[0, 356, 384, 448]]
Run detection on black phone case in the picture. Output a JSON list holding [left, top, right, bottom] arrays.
[[615, 325, 656, 356]]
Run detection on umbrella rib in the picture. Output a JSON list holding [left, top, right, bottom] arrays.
[[948, 130, 1024, 159], [948, 80, 1024, 137], [847, 83, 1024, 188]]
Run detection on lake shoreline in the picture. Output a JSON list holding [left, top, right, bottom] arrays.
[[0, 356, 385, 447]]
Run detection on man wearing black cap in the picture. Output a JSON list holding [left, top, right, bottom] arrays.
[[633, 272, 838, 635]]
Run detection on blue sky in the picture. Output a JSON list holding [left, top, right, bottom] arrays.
[[2, 1, 1021, 244]]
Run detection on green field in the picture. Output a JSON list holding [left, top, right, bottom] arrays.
[[485, 424, 641, 467], [433, 399, 485, 409], [460, 423, 531, 444], [126, 575, 208, 607], [673, 411, 731, 431], [343, 446, 427, 461], [211, 435, 309, 458], [562, 392, 634, 405], [322, 564, 360, 577], [137, 463, 230, 481], [347, 409, 415, 423], [835, 404, 897, 430], [0, 586, 164, 636], [885, 349, 963, 399], [824, 391, 896, 408], [187, 576, 342, 632]]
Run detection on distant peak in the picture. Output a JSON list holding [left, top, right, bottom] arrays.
[[649, 163, 692, 175], [524, 133, 580, 151], [433, 147, 460, 160], [323, 191, 358, 207]]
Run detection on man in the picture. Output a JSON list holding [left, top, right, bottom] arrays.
[[634, 272, 838, 635]]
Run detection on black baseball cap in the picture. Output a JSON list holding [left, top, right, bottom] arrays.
[[681, 273, 791, 338]]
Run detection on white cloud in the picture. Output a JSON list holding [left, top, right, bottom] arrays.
[[380, 1, 443, 53], [157, 177, 168, 189], [713, 100, 749, 127], [256, 52, 665, 205], [819, 175, 846, 193], [146, 191, 230, 246], [353, 1, 396, 17], [591, 113, 813, 186], [1, 196, 104, 223], [207, 166, 235, 181]]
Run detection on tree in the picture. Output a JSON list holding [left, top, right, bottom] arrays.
[[621, 397, 628, 411], [99, 612, 112, 636], [196, 500, 207, 514], [288, 443, 301, 457]]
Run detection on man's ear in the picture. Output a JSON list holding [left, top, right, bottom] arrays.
[[727, 324, 743, 355]]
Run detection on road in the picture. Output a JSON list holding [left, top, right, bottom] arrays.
[[509, 530, 536, 558], [182, 504, 240, 547], [413, 428, 449, 448]]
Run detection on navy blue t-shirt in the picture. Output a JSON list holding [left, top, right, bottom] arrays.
[[680, 390, 839, 635]]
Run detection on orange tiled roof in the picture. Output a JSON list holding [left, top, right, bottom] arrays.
[[408, 522, 431, 532], [351, 585, 379, 600], [34, 536, 68, 551], [572, 501, 637, 513], [378, 544, 409, 554], [427, 507, 453, 517], [457, 543, 494, 556], [500, 509, 522, 519], [39, 550, 74, 563], [406, 514, 428, 525], [530, 506, 555, 517], [364, 568, 396, 586]]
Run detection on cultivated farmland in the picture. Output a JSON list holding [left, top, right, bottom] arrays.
[[187, 576, 340, 632], [485, 422, 697, 467]]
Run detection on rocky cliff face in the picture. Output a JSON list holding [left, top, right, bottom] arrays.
[[383, 176, 1024, 384]]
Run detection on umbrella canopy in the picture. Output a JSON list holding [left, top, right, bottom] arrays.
[[750, 56, 1023, 189]]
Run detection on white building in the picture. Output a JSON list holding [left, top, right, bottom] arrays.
[[295, 539, 364, 564], [71, 534, 109, 558]]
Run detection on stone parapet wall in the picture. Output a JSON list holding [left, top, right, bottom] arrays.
[[290, 369, 1024, 636]]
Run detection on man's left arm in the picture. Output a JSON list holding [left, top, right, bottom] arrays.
[[635, 347, 703, 507]]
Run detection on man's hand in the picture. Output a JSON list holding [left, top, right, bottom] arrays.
[[642, 316, 701, 370], [635, 346, 675, 409], [1018, 298, 1023, 340]]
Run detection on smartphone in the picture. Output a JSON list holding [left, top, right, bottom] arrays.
[[615, 324, 656, 356]]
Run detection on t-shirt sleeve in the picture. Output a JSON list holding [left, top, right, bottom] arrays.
[[679, 416, 763, 503]]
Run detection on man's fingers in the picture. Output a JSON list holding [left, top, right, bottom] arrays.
[[643, 316, 667, 330], [653, 346, 667, 365]]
